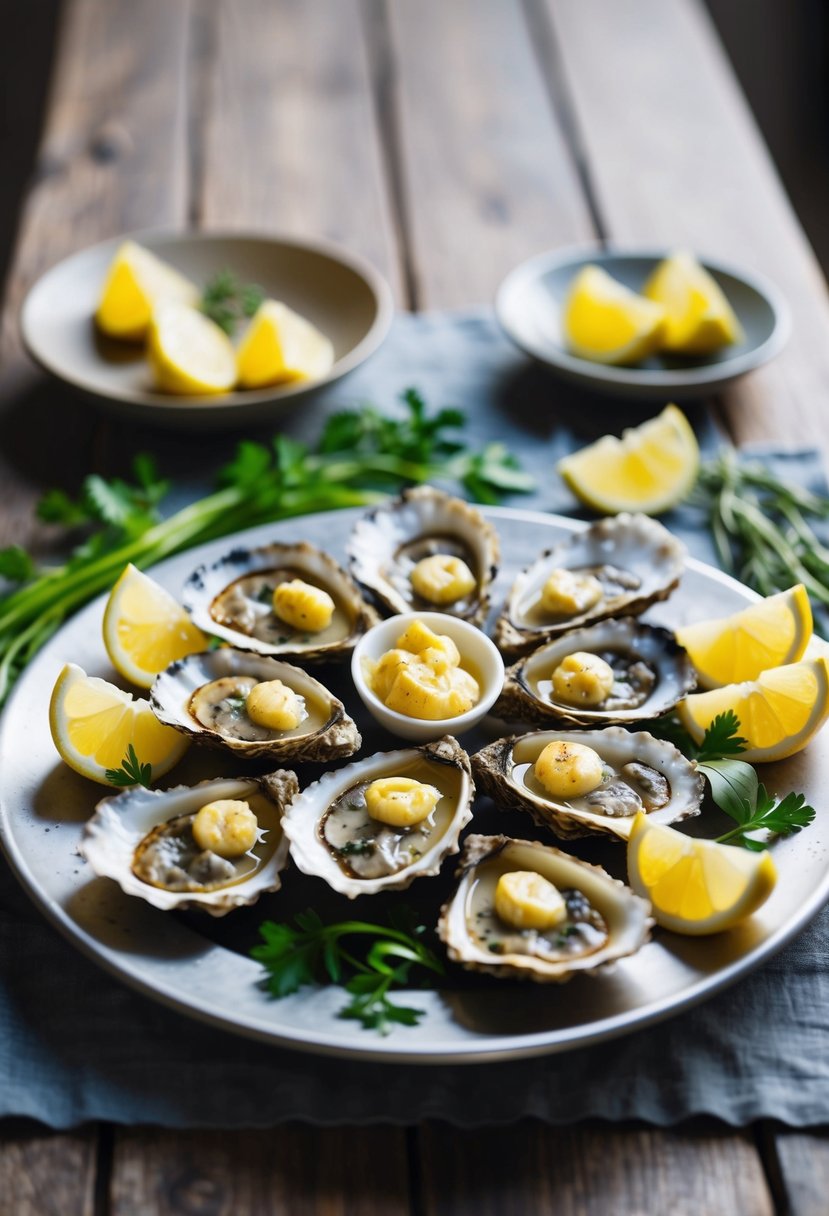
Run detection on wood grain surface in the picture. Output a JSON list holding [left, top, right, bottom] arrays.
[[0, 1, 827, 1213]]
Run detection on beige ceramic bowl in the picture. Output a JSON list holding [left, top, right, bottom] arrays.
[[20, 230, 394, 428]]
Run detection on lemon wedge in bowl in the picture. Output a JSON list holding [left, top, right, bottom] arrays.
[[236, 300, 335, 388], [677, 655, 829, 763], [148, 302, 237, 395], [49, 663, 190, 785], [103, 564, 208, 689], [95, 241, 199, 342], [643, 251, 744, 355], [675, 585, 812, 690], [627, 812, 777, 935], [557, 403, 699, 515], [562, 265, 667, 365]]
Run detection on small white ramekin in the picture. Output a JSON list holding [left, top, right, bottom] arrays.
[[350, 610, 505, 743]]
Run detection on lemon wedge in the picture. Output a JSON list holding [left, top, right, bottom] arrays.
[[627, 812, 776, 935], [49, 663, 189, 785], [147, 302, 237, 395], [677, 655, 829, 762], [675, 585, 812, 690], [643, 251, 744, 354], [236, 300, 334, 388], [95, 241, 199, 342], [103, 564, 208, 689], [557, 403, 699, 515], [563, 265, 667, 365]]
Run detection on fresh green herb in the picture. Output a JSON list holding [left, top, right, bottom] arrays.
[[256, 585, 275, 605], [338, 839, 375, 857], [0, 391, 533, 708], [693, 448, 829, 623], [252, 907, 443, 1034], [200, 270, 265, 335], [223, 694, 248, 713], [104, 744, 153, 788], [714, 785, 815, 851]]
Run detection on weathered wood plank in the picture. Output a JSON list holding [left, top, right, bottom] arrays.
[[109, 1125, 410, 1215], [416, 1121, 774, 1216], [768, 1127, 829, 1216], [541, 0, 829, 449], [0, 1122, 96, 1216], [197, 0, 403, 302], [383, 0, 594, 309]]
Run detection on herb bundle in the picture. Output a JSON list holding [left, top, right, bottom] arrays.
[[0, 390, 533, 708]]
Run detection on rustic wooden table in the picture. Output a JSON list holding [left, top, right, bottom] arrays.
[[2, 1, 829, 1212]]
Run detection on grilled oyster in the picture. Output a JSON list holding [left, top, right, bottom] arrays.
[[473, 727, 703, 840], [439, 834, 652, 982], [495, 618, 696, 727], [494, 513, 685, 657], [150, 648, 360, 762], [182, 541, 379, 662], [282, 735, 474, 897], [348, 487, 500, 625], [80, 771, 297, 915]]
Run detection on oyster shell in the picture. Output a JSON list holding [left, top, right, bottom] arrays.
[[494, 513, 685, 657], [495, 618, 696, 727], [438, 834, 652, 982], [473, 727, 703, 840], [80, 771, 297, 916], [150, 648, 360, 762], [182, 541, 379, 662], [282, 735, 474, 897], [347, 486, 500, 625]]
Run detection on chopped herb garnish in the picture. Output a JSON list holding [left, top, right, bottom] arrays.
[[256, 585, 274, 605], [200, 270, 264, 335], [104, 743, 153, 788], [339, 839, 376, 857], [223, 693, 248, 714]]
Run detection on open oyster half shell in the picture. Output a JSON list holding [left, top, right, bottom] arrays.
[[494, 513, 685, 658], [439, 834, 653, 982], [150, 647, 360, 762], [282, 735, 474, 897], [495, 618, 696, 727], [347, 486, 500, 625], [182, 541, 379, 662], [472, 728, 703, 841], [80, 771, 297, 916]]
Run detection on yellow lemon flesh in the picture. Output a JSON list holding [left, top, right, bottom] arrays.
[[643, 251, 744, 354], [95, 241, 199, 342], [563, 265, 667, 365], [49, 662, 189, 785], [148, 302, 237, 395], [236, 299, 334, 388], [557, 404, 699, 515], [627, 812, 776, 935], [677, 656, 829, 762], [675, 585, 812, 690], [103, 564, 208, 689]]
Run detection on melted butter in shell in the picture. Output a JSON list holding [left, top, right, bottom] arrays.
[[132, 793, 281, 893], [520, 563, 641, 627], [530, 647, 657, 712], [210, 567, 353, 647], [189, 675, 332, 742], [466, 855, 609, 961], [319, 757, 464, 880], [388, 533, 481, 614]]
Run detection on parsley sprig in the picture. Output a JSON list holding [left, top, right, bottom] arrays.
[[252, 907, 444, 1034], [200, 270, 264, 334], [104, 744, 153, 788], [649, 711, 815, 850], [0, 391, 533, 707]]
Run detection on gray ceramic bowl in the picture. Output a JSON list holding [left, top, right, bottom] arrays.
[[20, 230, 394, 427], [495, 246, 790, 400]]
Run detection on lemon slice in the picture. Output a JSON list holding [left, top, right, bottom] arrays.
[[49, 663, 189, 785], [557, 403, 699, 515], [147, 302, 237, 395], [643, 251, 744, 354], [95, 241, 199, 342], [677, 655, 829, 762], [103, 563, 208, 689], [675, 585, 812, 690], [236, 299, 335, 388], [562, 265, 667, 365], [627, 812, 776, 935]]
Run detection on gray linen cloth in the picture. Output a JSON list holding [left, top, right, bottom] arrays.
[[1, 311, 827, 1128]]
